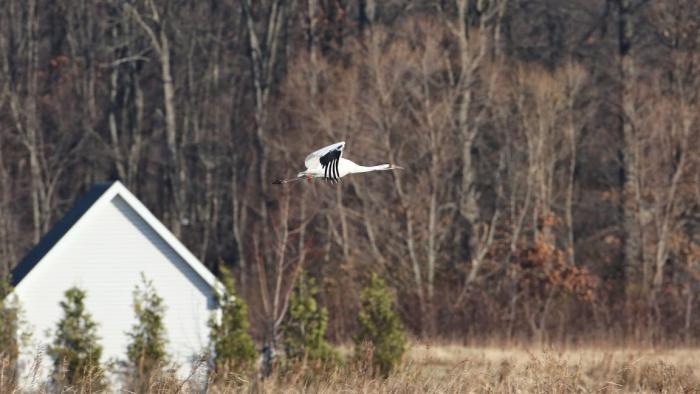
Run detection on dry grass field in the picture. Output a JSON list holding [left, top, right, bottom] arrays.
[[243, 343, 700, 393], [4, 343, 700, 393]]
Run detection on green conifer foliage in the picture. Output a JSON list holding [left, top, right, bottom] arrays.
[[125, 274, 169, 388], [281, 271, 337, 365], [208, 265, 256, 375], [354, 273, 406, 377], [0, 276, 19, 370], [47, 287, 104, 388]]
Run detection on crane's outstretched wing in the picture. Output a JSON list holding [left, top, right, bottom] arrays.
[[304, 141, 344, 182], [304, 141, 345, 169]]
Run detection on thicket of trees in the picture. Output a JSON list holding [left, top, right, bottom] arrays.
[[0, 271, 401, 388], [1, 0, 700, 345]]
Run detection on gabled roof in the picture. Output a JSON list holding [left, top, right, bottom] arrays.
[[11, 181, 221, 292], [11, 182, 113, 286]]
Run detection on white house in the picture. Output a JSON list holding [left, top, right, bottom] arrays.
[[11, 180, 222, 383]]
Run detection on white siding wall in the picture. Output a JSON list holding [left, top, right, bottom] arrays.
[[15, 195, 215, 380]]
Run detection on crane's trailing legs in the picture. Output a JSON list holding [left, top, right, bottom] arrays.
[[271, 176, 307, 184]]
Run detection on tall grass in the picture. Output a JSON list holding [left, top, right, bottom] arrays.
[[3, 343, 699, 393]]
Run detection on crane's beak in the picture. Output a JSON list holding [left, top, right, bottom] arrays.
[[390, 164, 404, 170]]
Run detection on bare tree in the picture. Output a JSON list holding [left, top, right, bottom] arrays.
[[251, 186, 310, 373], [446, 0, 509, 291], [613, 0, 646, 294], [1, 0, 700, 344], [514, 63, 586, 252], [1, 0, 44, 243], [125, 0, 186, 237], [104, 2, 148, 188], [242, 0, 285, 190], [645, 0, 700, 290]]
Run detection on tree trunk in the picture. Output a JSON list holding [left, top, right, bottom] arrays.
[[617, 0, 643, 294], [307, 0, 319, 96], [159, 23, 184, 238], [126, 0, 184, 237], [455, 0, 493, 270], [456, 0, 480, 259]]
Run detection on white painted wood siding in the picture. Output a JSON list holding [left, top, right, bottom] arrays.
[[15, 194, 215, 378]]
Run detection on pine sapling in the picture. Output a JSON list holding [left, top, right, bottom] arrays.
[[125, 273, 169, 390], [208, 264, 256, 376], [354, 273, 406, 377], [281, 270, 338, 367], [0, 276, 19, 379], [48, 287, 104, 389]]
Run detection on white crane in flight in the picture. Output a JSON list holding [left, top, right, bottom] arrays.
[[273, 141, 402, 184]]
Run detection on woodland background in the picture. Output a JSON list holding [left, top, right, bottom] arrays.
[[1, 0, 700, 346]]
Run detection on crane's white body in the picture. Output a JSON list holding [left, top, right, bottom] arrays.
[[274, 141, 401, 184], [300, 158, 392, 179]]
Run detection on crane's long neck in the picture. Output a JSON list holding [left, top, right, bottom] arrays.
[[350, 163, 391, 174]]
